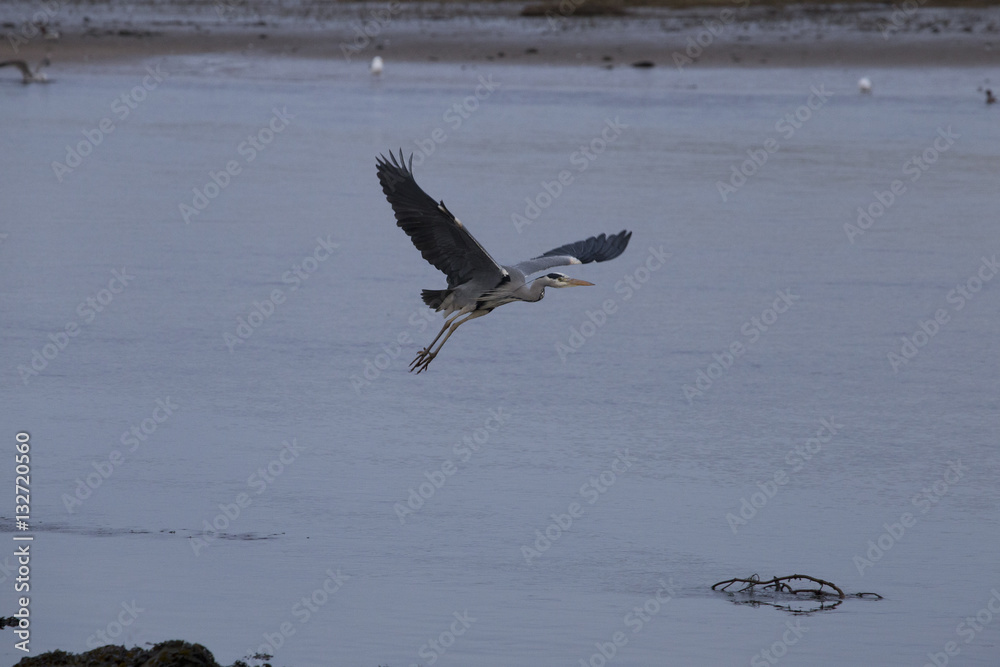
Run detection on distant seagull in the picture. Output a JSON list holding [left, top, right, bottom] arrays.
[[0, 57, 50, 83], [38, 23, 60, 41], [986, 89, 997, 104], [858, 77, 872, 94], [370, 56, 383, 76]]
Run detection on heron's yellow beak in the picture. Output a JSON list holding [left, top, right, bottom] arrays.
[[564, 278, 594, 287]]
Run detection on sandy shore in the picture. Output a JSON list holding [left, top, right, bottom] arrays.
[[2, 1, 999, 70]]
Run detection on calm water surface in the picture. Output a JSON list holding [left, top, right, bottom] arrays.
[[2, 57, 999, 665]]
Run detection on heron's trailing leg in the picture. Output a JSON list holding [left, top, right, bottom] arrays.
[[412, 311, 463, 363], [410, 311, 486, 373], [410, 312, 474, 373]]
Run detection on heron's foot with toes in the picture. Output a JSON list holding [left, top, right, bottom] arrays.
[[409, 351, 435, 374]]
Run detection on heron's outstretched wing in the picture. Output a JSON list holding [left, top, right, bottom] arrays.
[[512, 230, 632, 276], [376, 151, 506, 288]]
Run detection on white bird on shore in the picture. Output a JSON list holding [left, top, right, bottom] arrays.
[[858, 77, 872, 94], [370, 56, 383, 76], [38, 23, 60, 41], [0, 57, 50, 83]]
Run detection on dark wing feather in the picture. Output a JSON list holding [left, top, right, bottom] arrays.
[[539, 230, 632, 264], [376, 150, 505, 288], [509, 230, 632, 277]]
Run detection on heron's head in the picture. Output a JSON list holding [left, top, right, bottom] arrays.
[[543, 272, 594, 288]]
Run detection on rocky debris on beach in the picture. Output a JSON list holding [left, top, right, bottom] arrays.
[[14, 640, 256, 667], [521, 2, 628, 17]]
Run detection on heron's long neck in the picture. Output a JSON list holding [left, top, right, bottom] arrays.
[[522, 277, 550, 302]]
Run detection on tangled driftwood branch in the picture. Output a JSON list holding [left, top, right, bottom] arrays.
[[712, 574, 882, 614], [713, 574, 846, 598]]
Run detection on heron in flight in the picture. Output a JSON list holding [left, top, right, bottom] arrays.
[[0, 57, 50, 83], [376, 150, 632, 373]]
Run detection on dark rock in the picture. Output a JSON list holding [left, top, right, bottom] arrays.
[[15, 640, 226, 667]]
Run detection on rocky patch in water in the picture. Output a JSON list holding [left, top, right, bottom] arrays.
[[14, 640, 261, 667]]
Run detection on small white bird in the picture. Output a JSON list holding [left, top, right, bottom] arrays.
[[370, 56, 383, 76], [38, 23, 60, 41], [0, 57, 50, 83], [858, 77, 873, 94]]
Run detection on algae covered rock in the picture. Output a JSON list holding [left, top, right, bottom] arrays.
[[15, 640, 231, 667]]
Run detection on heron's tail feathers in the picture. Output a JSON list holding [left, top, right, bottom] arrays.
[[421, 289, 451, 310]]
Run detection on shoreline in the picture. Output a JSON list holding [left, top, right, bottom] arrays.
[[2, 2, 999, 70]]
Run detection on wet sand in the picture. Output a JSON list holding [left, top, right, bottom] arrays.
[[2, 0, 999, 69]]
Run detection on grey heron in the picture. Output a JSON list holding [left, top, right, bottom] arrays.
[[0, 57, 50, 83], [376, 150, 632, 373]]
